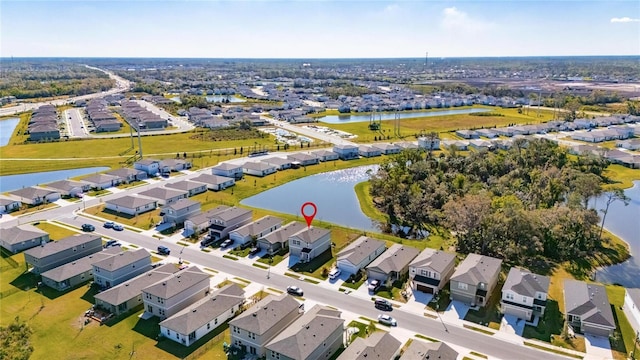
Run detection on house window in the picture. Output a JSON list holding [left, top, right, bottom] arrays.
[[522, 296, 527, 303], [167, 330, 171, 336], [506, 293, 514, 300], [537, 293, 543, 299], [189, 332, 196, 340], [458, 282, 468, 290], [214, 319, 218, 325], [207, 323, 210, 330]]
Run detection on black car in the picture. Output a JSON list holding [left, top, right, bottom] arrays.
[[157, 246, 171, 255], [104, 240, 120, 248], [200, 236, 214, 247], [374, 298, 393, 311], [81, 224, 95, 232], [249, 247, 260, 256], [286, 286, 303, 296]]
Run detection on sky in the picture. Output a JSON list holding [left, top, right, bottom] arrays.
[[1, 0, 639, 58]]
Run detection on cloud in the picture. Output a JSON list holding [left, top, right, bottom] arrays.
[[384, 4, 399, 14], [441, 6, 494, 33], [611, 17, 640, 23]]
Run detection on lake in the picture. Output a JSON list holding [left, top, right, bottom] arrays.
[[317, 108, 490, 124], [241, 165, 380, 232], [206, 95, 246, 103], [0, 117, 20, 147], [0, 167, 110, 193]]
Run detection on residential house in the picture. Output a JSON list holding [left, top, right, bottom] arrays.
[[564, 279, 616, 337], [104, 195, 158, 216], [208, 207, 253, 241], [399, 340, 458, 360], [134, 159, 161, 176], [418, 137, 442, 151], [24, 233, 103, 274], [366, 244, 419, 288], [623, 288, 640, 334], [212, 163, 244, 180], [41, 247, 121, 291], [0, 224, 49, 254], [162, 199, 201, 227], [142, 266, 211, 320], [105, 168, 148, 183], [81, 173, 121, 190], [468, 139, 495, 151], [265, 157, 292, 171], [449, 253, 502, 307], [287, 153, 320, 166], [92, 249, 152, 289], [8, 186, 61, 205], [191, 174, 235, 191], [229, 216, 283, 246], [395, 141, 419, 150], [160, 284, 245, 347], [455, 130, 479, 139], [372, 143, 401, 155], [500, 268, 550, 321], [242, 162, 277, 177], [265, 305, 344, 360], [229, 293, 303, 357], [94, 264, 179, 317], [311, 150, 339, 162], [442, 140, 468, 151], [288, 226, 332, 264], [165, 180, 207, 197], [29, 125, 60, 141], [160, 159, 192, 173], [184, 206, 230, 235], [333, 144, 359, 160], [43, 180, 90, 198], [257, 221, 307, 255], [0, 196, 21, 214], [336, 236, 386, 276], [138, 187, 188, 206], [616, 138, 640, 151], [358, 145, 382, 158], [409, 248, 456, 295], [475, 129, 498, 138], [337, 331, 401, 360]]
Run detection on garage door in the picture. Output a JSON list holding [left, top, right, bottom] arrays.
[[417, 284, 434, 294]]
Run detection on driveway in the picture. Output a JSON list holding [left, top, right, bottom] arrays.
[[442, 300, 470, 323], [401, 289, 432, 313], [584, 334, 612, 360], [500, 314, 525, 336]]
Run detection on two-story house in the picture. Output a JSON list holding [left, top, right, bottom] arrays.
[[265, 305, 344, 360], [623, 288, 640, 334], [256, 221, 307, 255], [409, 248, 456, 295], [92, 248, 152, 289], [134, 158, 161, 176], [208, 207, 253, 241], [337, 331, 401, 360], [159, 284, 245, 347], [288, 226, 332, 264], [0, 224, 49, 254], [229, 215, 283, 246], [212, 162, 244, 180], [24, 233, 103, 274], [366, 244, 419, 289], [162, 198, 201, 227], [229, 293, 303, 357], [336, 236, 386, 277], [418, 136, 442, 151], [40, 247, 121, 291], [449, 253, 502, 308], [142, 266, 211, 320], [500, 268, 550, 321], [564, 279, 616, 337]]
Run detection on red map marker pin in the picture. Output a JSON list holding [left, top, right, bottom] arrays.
[[301, 202, 317, 228]]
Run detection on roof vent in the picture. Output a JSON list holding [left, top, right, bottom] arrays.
[[192, 309, 197, 313], [162, 282, 166, 286], [252, 313, 257, 317]]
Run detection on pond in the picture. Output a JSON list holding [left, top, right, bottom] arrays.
[[317, 108, 490, 124], [0, 117, 20, 147], [206, 95, 246, 103], [241, 165, 380, 232], [0, 167, 110, 193]]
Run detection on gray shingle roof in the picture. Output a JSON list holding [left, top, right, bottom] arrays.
[[214, 207, 252, 222], [191, 174, 235, 186], [229, 293, 300, 335], [163, 198, 199, 212], [25, 233, 101, 258], [337, 331, 400, 360], [265, 305, 343, 359], [290, 226, 331, 244], [502, 267, 550, 298], [9, 186, 59, 200], [165, 180, 207, 192], [94, 264, 179, 305], [450, 253, 502, 286], [399, 340, 458, 360], [159, 284, 245, 335], [106, 195, 157, 209], [92, 248, 150, 272], [409, 248, 456, 274], [81, 173, 120, 185], [564, 279, 615, 328], [139, 187, 187, 201], [231, 216, 282, 238], [213, 162, 242, 170], [41, 247, 121, 282], [628, 288, 640, 309], [259, 222, 306, 245], [0, 224, 48, 246], [143, 266, 209, 299], [337, 236, 385, 266], [366, 244, 419, 274], [43, 180, 88, 192]]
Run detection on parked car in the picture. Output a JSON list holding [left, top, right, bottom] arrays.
[[286, 286, 303, 296], [378, 314, 397, 326], [103, 221, 114, 229], [368, 279, 381, 292], [104, 240, 119, 248], [81, 224, 95, 232], [112, 224, 124, 231], [220, 239, 233, 248], [374, 298, 393, 311], [200, 236, 214, 247], [157, 246, 171, 255], [249, 247, 260, 256], [328, 268, 341, 280]]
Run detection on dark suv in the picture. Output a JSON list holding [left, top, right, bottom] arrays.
[[374, 298, 392, 311], [157, 246, 171, 255]]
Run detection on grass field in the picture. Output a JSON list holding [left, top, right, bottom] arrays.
[[33, 222, 79, 240]]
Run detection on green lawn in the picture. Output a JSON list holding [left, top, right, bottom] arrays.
[[375, 280, 409, 303], [464, 282, 503, 330], [291, 249, 335, 280], [33, 222, 78, 240], [83, 204, 161, 230], [607, 285, 640, 360]]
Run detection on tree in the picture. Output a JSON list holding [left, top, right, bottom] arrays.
[[442, 193, 492, 254], [563, 98, 581, 121], [598, 188, 630, 240]]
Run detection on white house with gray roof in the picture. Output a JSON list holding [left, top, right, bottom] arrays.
[[81, 173, 121, 190], [399, 340, 458, 360], [449, 253, 502, 307], [242, 161, 277, 177], [229, 293, 303, 357], [0, 196, 21, 214], [94, 264, 179, 317], [43, 180, 90, 197], [623, 288, 640, 334], [41, 247, 121, 291], [500, 267, 550, 321], [563, 279, 616, 337], [265, 305, 344, 360], [336, 236, 386, 276], [287, 153, 319, 166], [366, 244, 419, 288], [138, 187, 188, 206], [142, 266, 211, 320], [184, 205, 230, 235], [333, 144, 359, 160], [288, 226, 332, 264], [208, 207, 253, 241], [8, 186, 61, 205], [105, 195, 158, 216], [372, 143, 401, 155], [257, 221, 307, 255], [165, 180, 207, 197], [212, 162, 243, 180], [24, 233, 103, 274], [92, 248, 152, 289], [229, 215, 283, 246], [190, 174, 235, 191], [134, 158, 161, 176], [0, 224, 49, 254], [105, 167, 148, 183], [409, 248, 456, 295], [265, 157, 292, 171], [311, 149, 339, 162], [337, 331, 400, 360], [160, 284, 245, 347], [162, 198, 201, 227]]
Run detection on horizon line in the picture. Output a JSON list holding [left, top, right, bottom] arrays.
[[1, 55, 639, 60]]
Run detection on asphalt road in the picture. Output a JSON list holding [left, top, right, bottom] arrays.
[[64, 108, 88, 138]]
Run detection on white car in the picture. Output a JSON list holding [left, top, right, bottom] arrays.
[[328, 268, 341, 280], [378, 314, 397, 326]]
